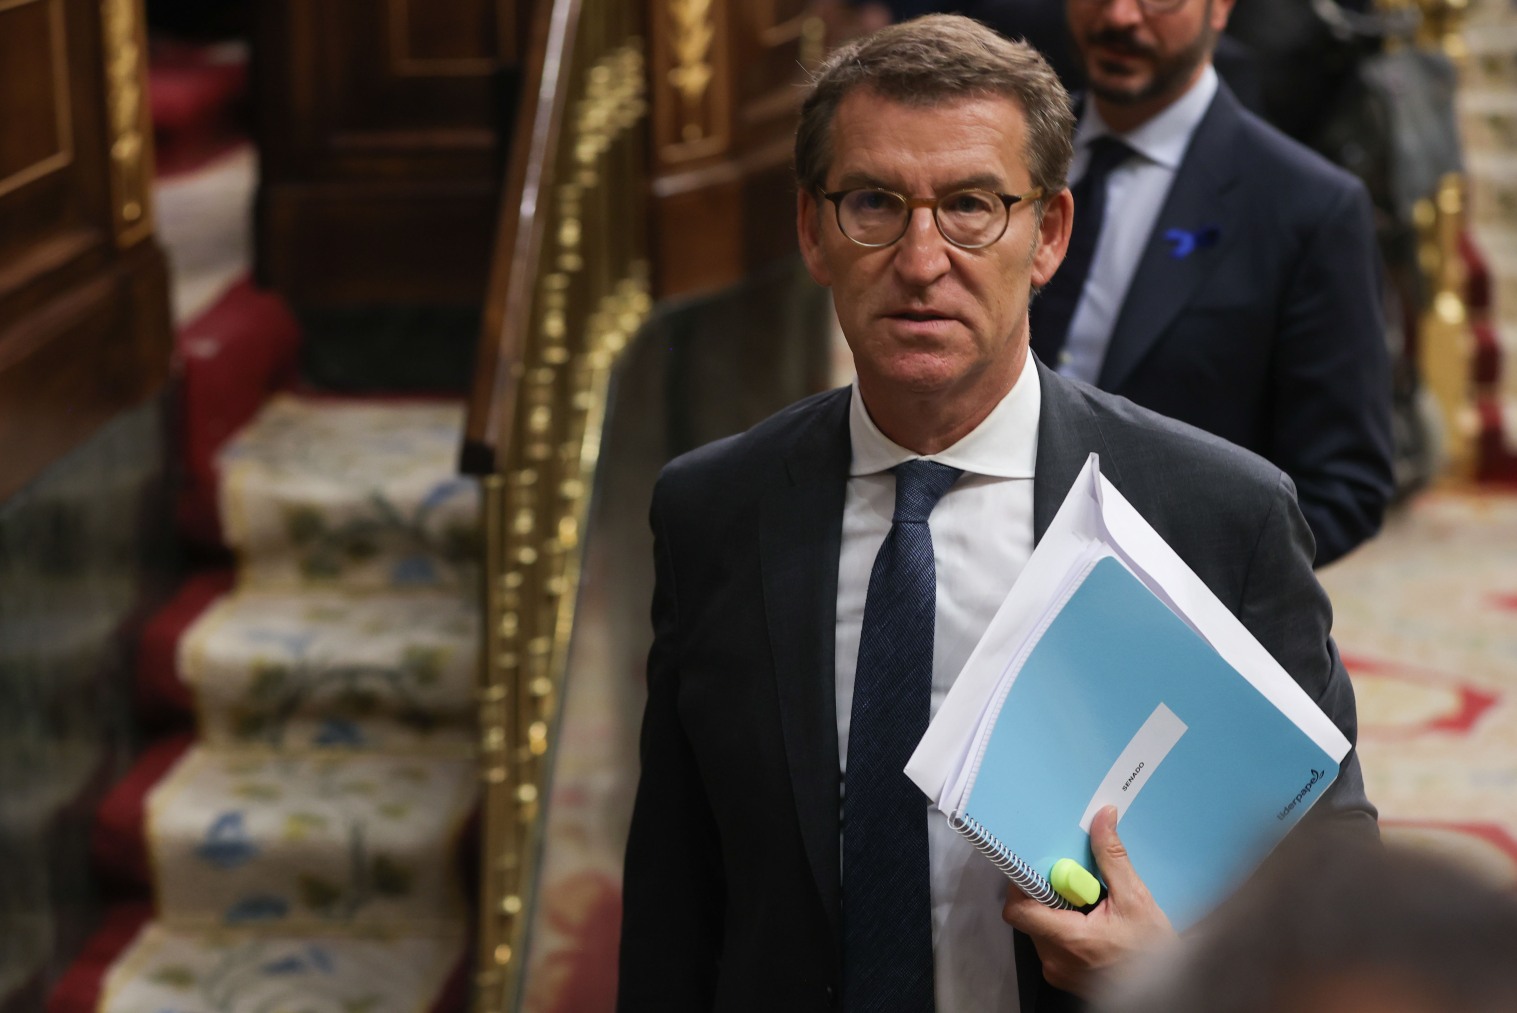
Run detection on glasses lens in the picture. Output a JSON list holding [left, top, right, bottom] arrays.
[[838, 189, 908, 245], [937, 189, 1006, 248], [1139, 0, 1187, 10]]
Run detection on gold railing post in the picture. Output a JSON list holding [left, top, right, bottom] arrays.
[[472, 6, 651, 1007], [1418, 175, 1479, 480], [1415, 0, 1469, 61], [1404, 0, 1476, 481], [476, 473, 516, 1012]]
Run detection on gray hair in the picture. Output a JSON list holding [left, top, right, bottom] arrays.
[[794, 14, 1074, 208]]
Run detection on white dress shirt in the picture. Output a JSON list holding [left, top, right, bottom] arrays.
[[1058, 65, 1219, 384], [835, 362, 1041, 1013]]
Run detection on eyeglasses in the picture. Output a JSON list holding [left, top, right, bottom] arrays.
[[1072, 0, 1188, 12], [820, 186, 1046, 250]]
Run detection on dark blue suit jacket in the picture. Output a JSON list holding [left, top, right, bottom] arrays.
[[617, 363, 1376, 1012], [1032, 82, 1394, 567]]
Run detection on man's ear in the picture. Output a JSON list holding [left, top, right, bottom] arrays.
[[1211, 0, 1237, 31], [797, 189, 833, 287], [1030, 187, 1074, 290]]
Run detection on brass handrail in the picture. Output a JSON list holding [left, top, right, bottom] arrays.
[[1406, 0, 1476, 480], [465, 0, 651, 1009]]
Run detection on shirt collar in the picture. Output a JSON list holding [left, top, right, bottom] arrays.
[[847, 359, 1041, 479], [1074, 63, 1218, 170]]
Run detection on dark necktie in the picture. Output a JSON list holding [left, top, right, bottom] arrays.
[[843, 459, 964, 1013], [1029, 135, 1135, 367]]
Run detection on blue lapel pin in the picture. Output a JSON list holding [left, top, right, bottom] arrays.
[[1163, 225, 1220, 260]]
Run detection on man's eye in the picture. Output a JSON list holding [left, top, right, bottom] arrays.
[[944, 191, 995, 216], [855, 190, 896, 212]]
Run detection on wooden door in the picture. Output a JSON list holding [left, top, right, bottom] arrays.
[[253, 0, 530, 308], [0, 0, 171, 502]]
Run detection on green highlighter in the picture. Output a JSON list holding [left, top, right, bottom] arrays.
[[1049, 858, 1102, 908]]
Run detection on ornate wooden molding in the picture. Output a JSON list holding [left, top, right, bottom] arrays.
[[654, 0, 728, 163], [667, 0, 715, 141], [99, 0, 153, 246]]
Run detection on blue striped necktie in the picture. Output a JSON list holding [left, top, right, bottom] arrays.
[[843, 459, 964, 1013]]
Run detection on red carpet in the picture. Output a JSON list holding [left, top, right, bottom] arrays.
[[175, 278, 302, 547], [149, 39, 248, 179]]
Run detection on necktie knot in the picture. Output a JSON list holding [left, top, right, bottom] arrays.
[[1084, 134, 1136, 179], [1028, 134, 1137, 363], [891, 459, 963, 524]]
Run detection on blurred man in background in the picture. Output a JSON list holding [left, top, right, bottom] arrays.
[[1025, 0, 1394, 566]]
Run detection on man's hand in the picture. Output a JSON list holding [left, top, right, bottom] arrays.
[[1000, 805, 1176, 997]]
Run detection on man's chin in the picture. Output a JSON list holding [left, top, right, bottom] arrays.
[[1086, 74, 1155, 107]]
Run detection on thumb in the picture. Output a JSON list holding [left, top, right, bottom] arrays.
[[1089, 805, 1147, 901]]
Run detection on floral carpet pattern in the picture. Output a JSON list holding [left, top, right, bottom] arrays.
[[100, 925, 459, 1013], [181, 591, 477, 752], [219, 397, 480, 592], [1321, 489, 1517, 883], [86, 396, 479, 1011], [149, 751, 474, 931]]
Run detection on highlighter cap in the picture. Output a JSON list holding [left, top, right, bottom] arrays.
[[1049, 858, 1101, 907]]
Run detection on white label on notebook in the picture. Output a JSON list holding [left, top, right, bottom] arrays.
[[1079, 703, 1188, 832]]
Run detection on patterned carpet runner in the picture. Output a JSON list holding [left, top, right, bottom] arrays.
[[58, 399, 480, 1012], [1323, 489, 1517, 881], [219, 398, 480, 593], [99, 923, 464, 1013]]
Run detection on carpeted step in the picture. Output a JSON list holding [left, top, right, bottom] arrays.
[[48, 903, 468, 1013], [134, 571, 479, 750], [94, 744, 476, 932], [136, 572, 237, 731], [218, 397, 481, 592], [182, 587, 480, 751]]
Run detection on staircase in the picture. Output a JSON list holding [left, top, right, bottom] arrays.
[[47, 39, 479, 1013], [50, 401, 481, 1013]]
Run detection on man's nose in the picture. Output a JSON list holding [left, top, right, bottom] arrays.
[[893, 207, 951, 284], [1099, 0, 1146, 25]]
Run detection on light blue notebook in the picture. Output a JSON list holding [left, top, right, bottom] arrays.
[[948, 555, 1340, 930]]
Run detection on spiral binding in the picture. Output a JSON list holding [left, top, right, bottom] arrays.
[[948, 811, 1074, 911]]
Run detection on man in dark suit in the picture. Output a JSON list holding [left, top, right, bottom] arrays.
[[619, 15, 1374, 1012], [1029, 0, 1394, 567]]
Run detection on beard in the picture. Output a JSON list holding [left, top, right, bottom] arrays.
[[1082, 11, 1218, 108]]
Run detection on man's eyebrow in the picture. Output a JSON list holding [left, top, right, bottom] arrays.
[[943, 173, 1008, 192], [829, 171, 1009, 193], [832, 171, 894, 191]]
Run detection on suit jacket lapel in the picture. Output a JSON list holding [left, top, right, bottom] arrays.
[[1033, 360, 1124, 540], [1097, 83, 1245, 392], [759, 388, 851, 938]]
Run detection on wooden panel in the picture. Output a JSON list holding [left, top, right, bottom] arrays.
[[647, 0, 821, 300], [258, 182, 497, 304], [391, 0, 496, 70], [0, 0, 71, 197], [0, 242, 170, 502], [0, 0, 110, 293], [0, 0, 171, 502], [255, 0, 525, 307]]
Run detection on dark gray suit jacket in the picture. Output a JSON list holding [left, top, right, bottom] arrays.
[[1032, 82, 1395, 568], [618, 362, 1375, 1013]]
